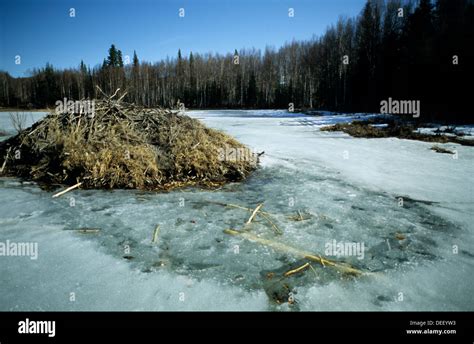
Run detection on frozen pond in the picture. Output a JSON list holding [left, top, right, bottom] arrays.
[[0, 110, 473, 311], [0, 111, 47, 135]]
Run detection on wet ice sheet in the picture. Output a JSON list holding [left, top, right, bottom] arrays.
[[0, 110, 473, 311]]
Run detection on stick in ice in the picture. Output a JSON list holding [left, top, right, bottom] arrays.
[[52, 182, 82, 198], [224, 229, 366, 276]]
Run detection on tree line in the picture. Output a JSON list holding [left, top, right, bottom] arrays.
[[0, 0, 472, 122]]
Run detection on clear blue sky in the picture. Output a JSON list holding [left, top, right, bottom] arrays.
[[0, 0, 367, 77]]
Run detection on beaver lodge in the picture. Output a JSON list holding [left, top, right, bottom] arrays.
[[0, 91, 258, 191]]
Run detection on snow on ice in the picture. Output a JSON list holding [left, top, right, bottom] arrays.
[[0, 110, 472, 311]]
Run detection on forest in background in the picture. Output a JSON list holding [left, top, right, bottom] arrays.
[[0, 0, 473, 122]]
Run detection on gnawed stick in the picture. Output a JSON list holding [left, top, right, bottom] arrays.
[[223, 229, 364, 276], [288, 210, 311, 221], [243, 202, 282, 234], [200, 200, 274, 216], [308, 263, 318, 277], [200, 200, 282, 234], [259, 212, 282, 235], [117, 91, 128, 102], [284, 262, 310, 277], [246, 203, 263, 225], [0, 147, 11, 174], [71, 228, 100, 233], [52, 182, 82, 198], [152, 225, 160, 243]]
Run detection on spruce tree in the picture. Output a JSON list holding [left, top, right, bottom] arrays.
[[117, 50, 124, 67], [247, 72, 257, 107], [107, 44, 118, 67]]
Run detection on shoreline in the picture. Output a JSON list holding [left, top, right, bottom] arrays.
[[0, 108, 50, 113], [3, 107, 474, 125]]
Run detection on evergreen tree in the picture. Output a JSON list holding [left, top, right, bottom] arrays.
[[117, 50, 124, 67], [80, 60, 87, 74], [107, 44, 119, 67], [188, 52, 196, 107], [405, 0, 436, 118], [353, 0, 381, 112], [176, 49, 184, 101], [132, 51, 140, 103], [132, 50, 139, 67], [247, 72, 257, 107]]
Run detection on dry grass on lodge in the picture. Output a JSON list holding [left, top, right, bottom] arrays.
[[0, 91, 258, 191]]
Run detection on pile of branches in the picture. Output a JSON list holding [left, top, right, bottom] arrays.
[[321, 120, 474, 146], [0, 89, 258, 190]]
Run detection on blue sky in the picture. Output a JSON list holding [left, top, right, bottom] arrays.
[[0, 0, 367, 77]]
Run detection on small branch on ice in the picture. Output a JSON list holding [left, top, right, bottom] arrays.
[[245, 203, 264, 225], [52, 182, 83, 198], [152, 225, 160, 243], [284, 262, 310, 277]]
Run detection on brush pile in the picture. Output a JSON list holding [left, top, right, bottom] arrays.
[[0, 91, 258, 190], [320, 120, 474, 146]]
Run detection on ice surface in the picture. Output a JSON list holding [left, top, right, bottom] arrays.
[[0, 110, 473, 311], [0, 111, 47, 136]]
